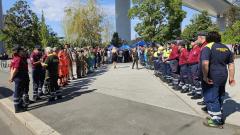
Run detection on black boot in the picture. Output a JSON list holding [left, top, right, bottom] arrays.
[[191, 94, 202, 100], [14, 105, 26, 113]]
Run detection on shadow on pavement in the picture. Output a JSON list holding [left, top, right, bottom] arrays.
[[0, 87, 13, 99], [223, 93, 240, 120], [27, 66, 108, 111]]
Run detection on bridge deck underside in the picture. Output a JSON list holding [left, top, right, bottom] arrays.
[[183, 0, 231, 16]]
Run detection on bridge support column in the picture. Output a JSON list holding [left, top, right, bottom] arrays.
[[0, 0, 4, 53], [115, 0, 131, 41], [217, 14, 226, 32]]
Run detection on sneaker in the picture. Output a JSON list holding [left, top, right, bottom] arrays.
[[203, 119, 224, 129]]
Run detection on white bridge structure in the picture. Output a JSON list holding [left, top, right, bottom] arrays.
[[115, 0, 239, 41]]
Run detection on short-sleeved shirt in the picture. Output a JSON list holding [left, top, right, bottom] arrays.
[[200, 42, 234, 87], [10, 54, 29, 79], [179, 48, 189, 66], [188, 45, 201, 64], [168, 45, 179, 60], [30, 52, 43, 69], [45, 54, 59, 79]]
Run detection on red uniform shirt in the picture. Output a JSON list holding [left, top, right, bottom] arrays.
[[30, 52, 43, 69], [188, 45, 201, 64], [10, 54, 21, 69], [168, 45, 179, 60], [10, 54, 28, 79], [179, 48, 189, 66]]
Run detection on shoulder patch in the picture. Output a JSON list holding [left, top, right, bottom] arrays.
[[206, 42, 214, 49]]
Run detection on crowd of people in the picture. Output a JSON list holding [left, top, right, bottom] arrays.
[[9, 44, 113, 113], [7, 31, 236, 128], [136, 31, 235, 128]]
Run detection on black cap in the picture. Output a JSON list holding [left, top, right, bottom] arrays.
[[197, 31, 208, 36], [170, 40, 177, 45], [190, 37, 197, 42], [12, 44, 24, 52], [178, 40, 186, 47], [35, 45, 41, 49]]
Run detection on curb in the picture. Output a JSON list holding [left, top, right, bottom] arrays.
[[0, 97, 61, 135]]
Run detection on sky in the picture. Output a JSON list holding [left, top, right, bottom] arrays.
[[2, 0, 211, 40]]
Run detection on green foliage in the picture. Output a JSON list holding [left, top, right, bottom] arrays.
[[111, 32, 122, 48], [63, 0, 103, 47], [0, 0, 39, 50], [165, 0, 186, 39], [128, 0, 186, 43], [181, 11, 219, 40], [40, 11, 49, 47], [222, 21, 240, 44], [224, 6, 240, 27], [0, 0, 59, 51]]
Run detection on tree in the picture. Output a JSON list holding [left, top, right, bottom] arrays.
[[40, 11, 49, 47], [224, 5, 240, 27], [63, 0, 103, 47], [222, 20, 240, 44], [165, 0, 186, 39], [129, 0, 168, 43], [129, 0, 186, 43], [102, 17, 114, 44], [111, 32, 122, 48], [181, 11, 219, 40], [0, 0, 40, 50]]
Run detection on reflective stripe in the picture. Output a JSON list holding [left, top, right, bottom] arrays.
[[212, 116, 222, 120], [14, 102, 19, 105], [208, 111, 222, 116], [13, 97, 19, 100]]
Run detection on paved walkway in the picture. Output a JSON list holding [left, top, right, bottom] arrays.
[[0, 61, 240, 135], [0, 103, 32, 135]]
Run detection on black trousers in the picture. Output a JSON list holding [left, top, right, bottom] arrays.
[[132, 59, 139, 69]]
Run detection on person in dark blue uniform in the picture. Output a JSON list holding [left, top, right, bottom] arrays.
[[9, 45, 30, 113], [201, 31, 235, 128], [30, 45, 44, 102]]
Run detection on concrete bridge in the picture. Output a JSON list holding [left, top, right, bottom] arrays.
[[115, 0, 235, 41]]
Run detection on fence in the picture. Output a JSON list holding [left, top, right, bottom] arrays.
[[0, 60, 10, 71]]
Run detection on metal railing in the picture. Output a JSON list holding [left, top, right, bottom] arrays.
[[0, 60, 10, 71]]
